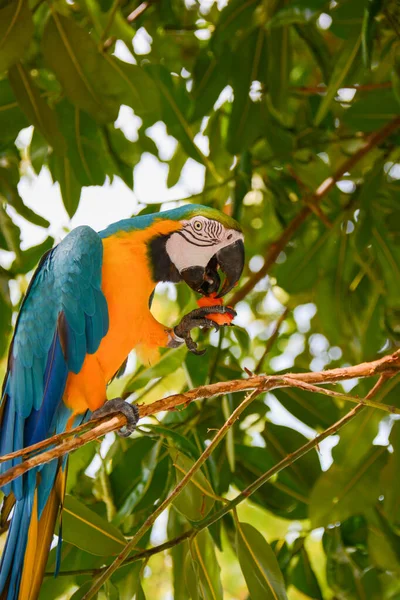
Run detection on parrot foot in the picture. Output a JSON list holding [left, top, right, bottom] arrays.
[[90, 398, 139, 437], [173, 306, 236, 355]]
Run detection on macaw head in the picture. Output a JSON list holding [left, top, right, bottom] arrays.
[[150, 204, 244, 297]]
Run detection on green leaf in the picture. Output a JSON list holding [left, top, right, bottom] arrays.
[[124, 345, 187, 392], [0, 165, 49, 228], [362, 0, 383, 69], [231, 326, 251, 354], [263, 424, 321, 493], [112, 560, 144, 600], [61, 495, 126, 556], [227, 28, 267, 154], [274, 232, 322, 295], [66, 441, 97, 494], [8, 62, 66, 153], [365, 508, 400, 573], [103, 56, 161, 122], [113, 440, 162, 525], [355, 158, 385, 252], [48, 153, 81, 217], [0, 0, 34, 72], [211, 0, 260, 55], [329, 0, 364, 39], [234, 444, 309, 520], [372, 217, 400, 307], [168, 509, 190, 600], [0, 277, 12, 358], [232, 151, 252, 221], [314, 232, 354, 347], [171, 451, 215, 522], [314, 33, 361, 126], [236, 521, 287, 600], [42, 11, 121, 123], [188, 529, 223, 600], [309, 446, 388, 528], [294, 23, 332, 82], [0, 78, 28, 143], [290, 544, 323, 600], [55, 99, 114, 186], [332, 394, 382, 469], [104, 125, 141, 189], [0, 203, 21, 256], [190, 48, 232, 122], [267, 24, 291, 118], [343, 88, 400, 131], [382, 422, 400, 529], [70, 581, 98, 600], [167, 143, 188, 188], [393, 51, 400, 107], [147, 65, 207, 166], [135, 581, 146, 600], [203, 111, 233, 203], [144, 424, 199, 461], [268, 0, 325, 28], [29, 128, 49, 176], [323, 526, 383, 599], [109, 437, 156, 510], [273, 387, 339, 430]]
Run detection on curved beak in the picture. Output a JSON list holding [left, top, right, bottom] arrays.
[[215, 239, 245, 297], [180, 239, 244, 298]]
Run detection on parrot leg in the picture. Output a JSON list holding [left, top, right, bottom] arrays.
[[173, 305, 236, 355], [90, 398, 139, 437]]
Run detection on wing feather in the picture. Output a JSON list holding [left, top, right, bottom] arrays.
[[0, 225, 109, 498]]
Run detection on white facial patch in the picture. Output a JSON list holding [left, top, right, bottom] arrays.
[[165, 217, 244, 272]]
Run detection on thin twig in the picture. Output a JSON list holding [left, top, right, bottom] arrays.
[[54, 373, 392, 579], [46, 531, 192, 577], [127, 1, 150, 23], [82, 388, 265, 599], [0, 350, 399, 488], [230, 116, 400, 306], [281, 375, 400, 414]]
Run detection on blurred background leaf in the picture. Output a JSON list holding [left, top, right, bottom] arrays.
[[0, 0, 400, 598]]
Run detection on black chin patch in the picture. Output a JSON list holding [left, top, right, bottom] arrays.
[[148, 234, 181, 283]]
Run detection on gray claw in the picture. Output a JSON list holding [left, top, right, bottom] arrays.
[[91, 398, 139, 437], [174, 305, 233, 355]]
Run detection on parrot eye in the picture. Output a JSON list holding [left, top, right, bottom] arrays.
[[193, 220, 203, 231]]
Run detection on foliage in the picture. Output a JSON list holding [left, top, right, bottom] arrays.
[[0, 0, 400, 599]]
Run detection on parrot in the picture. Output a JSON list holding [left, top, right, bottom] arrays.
[[0, 203, 244, 600]]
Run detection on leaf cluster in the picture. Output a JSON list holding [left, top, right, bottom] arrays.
[[1, 0, 400, 598]]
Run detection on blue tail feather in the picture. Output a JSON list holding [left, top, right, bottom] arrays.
[[0, 492, 34, 599]]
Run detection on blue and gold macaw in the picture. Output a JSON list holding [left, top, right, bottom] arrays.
[[0, 204, 244, 600]]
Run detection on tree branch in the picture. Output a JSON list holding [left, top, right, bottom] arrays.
[[230, 116, 400, 306], [52, 372, 392, 580], [82, 387, 266, 598], [0, 350, 399, 489]]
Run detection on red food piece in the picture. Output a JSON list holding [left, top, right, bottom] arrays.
[[197, 293, 234, 325]]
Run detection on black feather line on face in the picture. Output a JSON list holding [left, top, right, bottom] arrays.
[[177, 230, 217, 247], [148, 234, 181, 283]]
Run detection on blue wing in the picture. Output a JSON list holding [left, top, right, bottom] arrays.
[[0, 226, 109, 597]]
